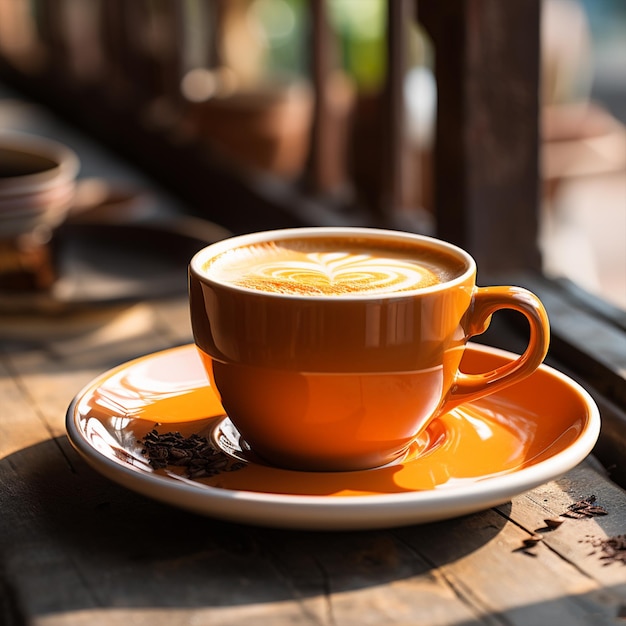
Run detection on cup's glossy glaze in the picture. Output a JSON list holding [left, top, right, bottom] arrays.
[[189, 227, 550, 471]]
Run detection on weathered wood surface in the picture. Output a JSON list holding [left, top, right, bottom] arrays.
[[1, 72, 625, 626], [2, 295, 626, 626]]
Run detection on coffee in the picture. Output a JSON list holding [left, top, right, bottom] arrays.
[[0, 149, 57, 179], [205, 237, 466, 296]]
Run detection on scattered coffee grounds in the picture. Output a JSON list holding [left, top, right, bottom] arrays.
[[513, 533, 544, 556], [562, 495, 608, 519], [581, 534, 626, 566], [516, 496, 610, 556], [543, 518, 564, 530], [139, 426, 245, 478], [522, 535, 543, 548]]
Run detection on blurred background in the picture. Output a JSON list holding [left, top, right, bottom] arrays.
[[540, 0, 625, 310], [0, 0, 624, 309]]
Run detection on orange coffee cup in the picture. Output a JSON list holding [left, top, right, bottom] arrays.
[[189, 227, 550, 471]]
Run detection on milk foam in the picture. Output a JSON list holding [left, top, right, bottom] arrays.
[[207, 239, 461, 296]]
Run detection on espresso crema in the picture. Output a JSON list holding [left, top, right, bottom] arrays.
[[206, 237, 465, 296]]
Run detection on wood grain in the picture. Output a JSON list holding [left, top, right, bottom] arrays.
[[2, 297, 626, 626]]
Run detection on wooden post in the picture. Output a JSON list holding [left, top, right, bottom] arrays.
[[379, 0, 413, 220], [419, 0, 542, 277], [307, 0, 331, 192]]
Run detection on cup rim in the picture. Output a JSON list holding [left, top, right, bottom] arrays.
[[0, 132, 80, 195], [189, 226, 476, 300]]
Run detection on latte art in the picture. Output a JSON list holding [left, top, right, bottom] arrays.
[[236, 252, 439, 295], [207, 239, 463, 296]]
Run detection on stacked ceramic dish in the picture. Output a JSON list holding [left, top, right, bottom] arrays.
[[0, 132, 79, 239]]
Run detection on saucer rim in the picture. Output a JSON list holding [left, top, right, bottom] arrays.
[[65, 343, 601, 530]]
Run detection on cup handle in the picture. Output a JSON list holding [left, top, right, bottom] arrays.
[[444, 286, 550, 410]]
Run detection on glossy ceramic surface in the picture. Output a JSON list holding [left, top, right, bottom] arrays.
[[189, 227, 550, 470], [66, 343, 600, 530]]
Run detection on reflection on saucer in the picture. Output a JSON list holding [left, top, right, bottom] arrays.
[[66, 343, 600, 530]]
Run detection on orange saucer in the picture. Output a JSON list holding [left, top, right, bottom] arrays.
[[65, 343, 600, 530]]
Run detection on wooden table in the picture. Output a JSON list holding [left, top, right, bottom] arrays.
[[1, 294, 626, 626], [2, 91, 626, 626]]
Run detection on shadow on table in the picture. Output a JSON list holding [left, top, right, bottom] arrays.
[[4, 438, 626, 623], [1, 437, 511, 619]]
